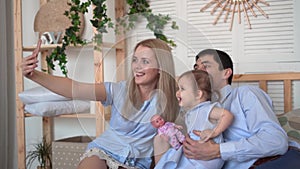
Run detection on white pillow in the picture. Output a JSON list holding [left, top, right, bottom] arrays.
[[18, 86, 70, 104], [24, 100, 90, 116]]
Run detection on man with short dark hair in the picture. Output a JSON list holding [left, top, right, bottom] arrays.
[[183, 49, 300, 169]]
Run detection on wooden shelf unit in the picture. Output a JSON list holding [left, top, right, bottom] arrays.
[[13, 0, 126, 168], [22, 42, 125, 52]]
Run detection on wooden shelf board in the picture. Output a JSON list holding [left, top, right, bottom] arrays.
[[24, 112, 112, 120], [56, 113, 96, 118], [23, 42, 124, 51], [24, 113, 96, 118]]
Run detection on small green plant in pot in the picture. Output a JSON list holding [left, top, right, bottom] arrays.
[[26, 136, 52, 169]]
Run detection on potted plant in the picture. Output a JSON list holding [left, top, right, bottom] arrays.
[[26, 136, 52, 169]]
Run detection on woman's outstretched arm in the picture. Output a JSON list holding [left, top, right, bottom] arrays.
[[21, 40, 106, 102]]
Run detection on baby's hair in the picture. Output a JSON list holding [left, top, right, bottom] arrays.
[[178, 70, 212, 101]]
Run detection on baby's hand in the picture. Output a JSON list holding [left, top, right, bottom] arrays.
[[198, 129, 214, 143], [175, 125, 183, 130]]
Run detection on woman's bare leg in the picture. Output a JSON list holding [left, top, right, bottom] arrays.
[[77, 155, 108, 169], [153, 135, 170, 164]]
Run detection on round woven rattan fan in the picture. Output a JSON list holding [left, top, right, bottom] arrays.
[[200, 0, 270, 31]]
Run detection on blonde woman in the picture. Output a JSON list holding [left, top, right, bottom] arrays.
[[22, 38, 180, 169]]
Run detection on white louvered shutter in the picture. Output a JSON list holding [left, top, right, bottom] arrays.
[[187, 0, 233, 59], [243, 0, 295, 62]]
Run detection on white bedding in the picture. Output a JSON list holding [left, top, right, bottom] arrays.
[[24, 100, 90, 116], [19, 86, 90, 116], [18, 86, 70, 104]]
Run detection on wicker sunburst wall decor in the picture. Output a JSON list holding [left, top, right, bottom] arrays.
[[200, 0, 270, 31]]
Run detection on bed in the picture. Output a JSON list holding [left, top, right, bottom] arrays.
[[232, 72, 300, 143]]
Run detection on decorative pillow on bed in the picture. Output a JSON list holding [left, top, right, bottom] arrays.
[[18, 86, 70, 104], [24, 100, 90, 116], [277, 108, 300, 143]]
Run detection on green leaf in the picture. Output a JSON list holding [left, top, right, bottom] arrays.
[[287, 130, 300, 141], [26, 136, 52, 168], [278, 116, 288, 126], [47, 0, 178, 76]]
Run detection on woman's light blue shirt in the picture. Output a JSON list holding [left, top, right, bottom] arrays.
[[87, 81, 157, 168], [218, 85, 289, 169]]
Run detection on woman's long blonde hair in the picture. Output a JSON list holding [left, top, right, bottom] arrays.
[[123, 39, 179, 122]]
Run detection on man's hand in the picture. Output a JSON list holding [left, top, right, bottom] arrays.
[[183, 130, 221, 160]]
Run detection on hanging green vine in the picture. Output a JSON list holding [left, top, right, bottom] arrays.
[[46, 0, 91, 76], [125, 0, 178, 47], [90, 0, 114, 51], [46, 0, 178, 77]]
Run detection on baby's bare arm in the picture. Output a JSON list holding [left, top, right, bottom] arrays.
[[201, 107, 233, 141]]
